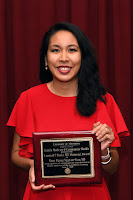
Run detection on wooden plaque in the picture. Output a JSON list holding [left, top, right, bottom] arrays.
[[33, 131, 102, 187]]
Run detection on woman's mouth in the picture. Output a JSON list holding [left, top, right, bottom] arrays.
[[57, 66, 72, 74]]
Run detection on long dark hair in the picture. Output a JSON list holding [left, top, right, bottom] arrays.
[[40, 22, 106, 116]]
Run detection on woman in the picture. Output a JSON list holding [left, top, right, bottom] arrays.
[[7, 22, 129, 200]]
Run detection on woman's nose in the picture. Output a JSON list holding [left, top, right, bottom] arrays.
[[59, 51, 69, 62]]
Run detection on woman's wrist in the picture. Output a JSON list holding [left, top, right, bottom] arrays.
[[101, 148, 112, 165], [101, 148, 110, 160], [29, 159, 34, 169], [101, 148, 108, 156], [101, 157, 112, 165]]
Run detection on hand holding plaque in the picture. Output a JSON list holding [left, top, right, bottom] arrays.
[[33, 131, 102, 187]]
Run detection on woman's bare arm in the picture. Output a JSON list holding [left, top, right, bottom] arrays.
[[11, 131, 33, 169], [102, 147, 119, 175], [92, 122, 119, 175], [11, 130, 55, 191]]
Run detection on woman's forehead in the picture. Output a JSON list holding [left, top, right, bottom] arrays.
[[49, 30, 79, 47]]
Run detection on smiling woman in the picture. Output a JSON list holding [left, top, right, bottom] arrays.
[[45, 30, 81, 96], [7, 22, 129, 200]]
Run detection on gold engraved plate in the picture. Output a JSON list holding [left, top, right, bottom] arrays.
[[40, 137, 95, 179]]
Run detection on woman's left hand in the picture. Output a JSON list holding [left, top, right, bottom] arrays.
[[92, 121, 115, 151]]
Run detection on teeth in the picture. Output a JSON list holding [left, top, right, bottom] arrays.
[[58, 67, 70, 71]]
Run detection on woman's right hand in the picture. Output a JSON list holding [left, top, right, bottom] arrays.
[[29, 163, 55, 191]]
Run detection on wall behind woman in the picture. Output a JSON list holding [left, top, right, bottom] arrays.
[[0, 0, 132, 199]]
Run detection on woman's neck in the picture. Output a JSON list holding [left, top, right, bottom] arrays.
[[47, 79, 78, 97]]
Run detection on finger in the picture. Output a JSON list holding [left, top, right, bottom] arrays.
[[98, 133, 110, 142], [29, 174, 35, 183], [29, 168, 35, 183], [96, 126, 109, 139], [43, 184, 55, 191], [31, 182, 45, 191], [93, 121, 101, 129], [95, 124, 108, 137], [31, 182, 55, 191], [92, 123, 103, 134], [98, 132, 115, 143], [97, 128, 114, 141]]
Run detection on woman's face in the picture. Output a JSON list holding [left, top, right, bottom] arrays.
[[45, 30, 81, 83]]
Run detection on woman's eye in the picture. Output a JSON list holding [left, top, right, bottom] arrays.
[[69, 49, 77, 52], [51, 49, 59, 52]]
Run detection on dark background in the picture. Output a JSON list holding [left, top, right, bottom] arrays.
[[0, 0, 132, 199]]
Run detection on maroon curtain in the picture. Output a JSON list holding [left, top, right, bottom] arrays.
[[1, 0, 132, 199]]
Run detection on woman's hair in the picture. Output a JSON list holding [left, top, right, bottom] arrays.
[[40, 22, 106, 116]]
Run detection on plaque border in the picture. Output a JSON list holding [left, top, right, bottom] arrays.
[[33, 131, 102, 186], [40, 137, 95, 179]]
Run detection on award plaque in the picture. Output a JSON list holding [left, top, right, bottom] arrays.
[[33, 131, 102, 186]]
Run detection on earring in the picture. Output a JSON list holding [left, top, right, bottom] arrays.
[[45, 65, 48, 70]]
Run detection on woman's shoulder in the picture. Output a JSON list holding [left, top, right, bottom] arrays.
[[105, 92, 116, 104], [97, 92, 116, 108], [104, 92, 119, 111], [20, 83, 47, 98], [97, 92, 114, 108], [96, 92, 119, 116]]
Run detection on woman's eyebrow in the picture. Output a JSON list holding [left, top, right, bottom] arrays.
[[50, 44, 60, 48], [50, 44, 79, 48], [68, 44, 79, 48]]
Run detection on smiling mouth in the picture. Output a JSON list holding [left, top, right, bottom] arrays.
[[57, 66, 72, 74]]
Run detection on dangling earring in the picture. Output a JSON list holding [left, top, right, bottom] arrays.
[[45, 65, 48, 70]]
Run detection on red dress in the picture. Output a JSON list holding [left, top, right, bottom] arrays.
[[7, 84, 129, 200]]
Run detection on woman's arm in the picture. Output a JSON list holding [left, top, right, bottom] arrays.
[[11, 131, 55, 191], [102, 147, 119, 175], [11, 131, 33, 169], [92, 122, 119, 175]]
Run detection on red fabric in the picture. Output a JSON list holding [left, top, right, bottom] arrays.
[[23, 178, 110, 200], [1, 0, 132, 199], [7, 84, 129, 200], [105, 94, 129, 140]]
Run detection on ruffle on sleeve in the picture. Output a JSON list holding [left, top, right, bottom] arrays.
[[7, 91, 35, 157], [19, 137, 33, 158], [7, 91, 35, 137], [96, 93, 129, 147], [105, 93, 130, 140], [96, 99, 121, 147]]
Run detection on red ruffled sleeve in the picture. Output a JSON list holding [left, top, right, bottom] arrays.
[[96, 93, 129, 147], [7, 91, 35, 157], [105, 93, 129, 140]]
